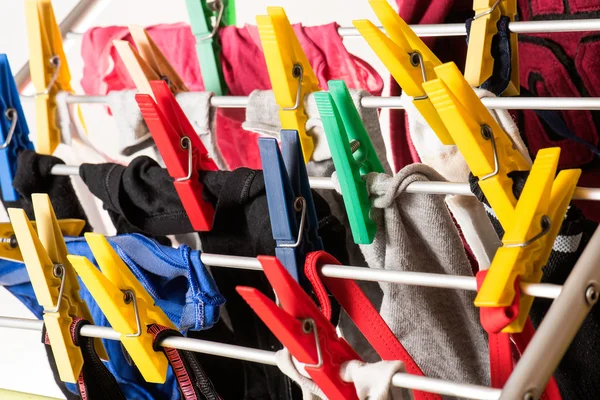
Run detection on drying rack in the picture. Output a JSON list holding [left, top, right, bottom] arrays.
[[3, 1, 600, 399]]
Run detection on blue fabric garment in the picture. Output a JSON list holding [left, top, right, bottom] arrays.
[[0, 233, 225, 400]]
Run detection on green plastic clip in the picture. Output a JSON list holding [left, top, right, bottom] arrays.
[[314, 80, 384, 244], [185, 0, 233, 95]]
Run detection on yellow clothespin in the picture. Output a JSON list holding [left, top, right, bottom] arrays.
[[353, 0, 452, 144], [465, 0, 519, 95], [69, 233, 175, 383], [7, 194, 107, 383], [423, 62, 531, 228], [257, 7, 321, 162], [475, 148, 581, 332], [0, 219, 85, 262], [25, 0, 75, 154], [114, 25, 188, 97]]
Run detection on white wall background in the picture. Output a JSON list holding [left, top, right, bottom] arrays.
[[0, 0, 393, 397]]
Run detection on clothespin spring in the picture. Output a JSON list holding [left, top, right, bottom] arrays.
[[301, 318, 323, 368], [503, 216, 551, 248], [43, 263, 66, 313], [0, 109, 17, 149], [200, 0, 225, 41], [175, 137, 194, 182], [122, 289, 143, 338], [23, 55, 61, 98], [408, 52, 429, 101], [0, 235, 17, 247], [279, 196, 307, 249], [479, 125, 500, 181], [473, 0, 502, 20], [283, 64, 304, 111]]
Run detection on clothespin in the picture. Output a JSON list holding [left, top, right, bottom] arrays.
[[114, 25, 188, 97], [0, 54, 34, 202], [257, 7, 321, 162], [0, 219, 85, 263], [185, 0, 230, 95], [314, 80, 384, 244], [423, 62, 531, 229], [25, 0, 74, 154], [68, 233, 176, 383], [259, 130, 323, 284], [475, 148, 581, 332], [465, 0, 519, 95], [7, 194, 106, 383], [237, 256, 361, 400], [353, 0, 453, 144], [136, 80, 217, 231]]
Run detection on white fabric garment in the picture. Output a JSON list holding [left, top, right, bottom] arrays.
[[276, 349, 413, 400], [400, 88, 533, 269]]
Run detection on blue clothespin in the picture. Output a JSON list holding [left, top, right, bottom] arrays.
[[259, 130, 323, 284], [0, 55, 34, 202]]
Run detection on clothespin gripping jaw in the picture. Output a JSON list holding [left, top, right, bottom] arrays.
[[475, 148, 581, 332], [136, 80, 217, 231], [69, 233, 175, 383], [0, 54, 34, 202], [259, 130, 323, 284], [315, 80, 383, 244], [423, 62, 531, 228], [353, 0, 453, 144], [257, 7, 321, 162], [237, 256, 361, 400], [7, 194, 105, 383]]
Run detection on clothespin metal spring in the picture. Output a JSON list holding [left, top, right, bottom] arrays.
[[200, 0, 225, 41], [502, 215, 551, 248], [409, 52, 429, 101], [0, 108, 17, 149], [279, 196, 307, 249], [479, 124, 500, 181], [175, 136, 193, 182], [473, 0, 502, 20], [301, 318, 323, 369], [122, 289, 142, 338], [283, 64, 304, 111], [22, 55, 61, 99], [43, 263, 65, 313]]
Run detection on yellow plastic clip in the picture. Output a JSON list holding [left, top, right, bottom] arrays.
[[114, 25, 188, 97], [475, 148, 581, 332], [68, 233, 175, 383], [0, 219, 85, 263], [7, 194, 106, 383], [465, 0, 519, 95], [423, 62, 531, 228], [25, 0, 76, 154], [257, 7, 321, 162], [353, 0, 452, 144]]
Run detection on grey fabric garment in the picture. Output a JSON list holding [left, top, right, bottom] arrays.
[[243, 89, 391, 362], [332, 164, 490, 394]]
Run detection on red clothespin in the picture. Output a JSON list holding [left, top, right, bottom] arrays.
[[136, 80, 218, 231], [237, 256, 360, 400]]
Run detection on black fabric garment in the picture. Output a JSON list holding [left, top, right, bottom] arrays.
[[80, 156, 351, 400], [1, 150, 92, 232], [43, 319, 126, 400], [149, 325, 221, 400], [470, 172, 600, 398]]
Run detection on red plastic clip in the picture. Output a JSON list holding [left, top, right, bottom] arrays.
[[237, 256, 360, 400], [136, 80, 218, 231]]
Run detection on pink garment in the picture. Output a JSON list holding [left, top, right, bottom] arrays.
[[81, 23, 383, 169]]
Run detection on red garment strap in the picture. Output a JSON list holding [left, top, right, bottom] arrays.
[[305, 251, 441, 400]]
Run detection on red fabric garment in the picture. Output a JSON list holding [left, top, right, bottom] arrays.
[[81, 23, 383, 170], [393, 0, 600, 220]]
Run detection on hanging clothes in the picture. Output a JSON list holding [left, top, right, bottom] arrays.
[[79, 23, 383, 169]]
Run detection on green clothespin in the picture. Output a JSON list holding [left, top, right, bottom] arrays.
[[224, 0, 236, 26], [185, 0, 232, 95], [315, 80, 384, 244]]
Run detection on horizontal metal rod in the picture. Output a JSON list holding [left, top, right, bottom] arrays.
[[51, 165, 600, 203], [46, 93, 600, 110], [0, 316, 499, 399]]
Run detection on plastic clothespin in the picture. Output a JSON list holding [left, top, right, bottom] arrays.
[[475, 148, 581, 332], [423, 62, 531, 229], [136, 80, 218, 231], [237, 256, 361, 400], [259, 130, 323, 284], [353, 0, 452, 145], [0, 55, 34, 201], [68, 233, 176, 383], [185, 0, 230, 95], [25, 0, 75, 155], [0, 219, 85, 263], [257, 7, 321, 163], [7, 194, 106, 383], [314, 80, 384, 244], [114, 25, 188, 97], [465, 0, 519, 96]]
